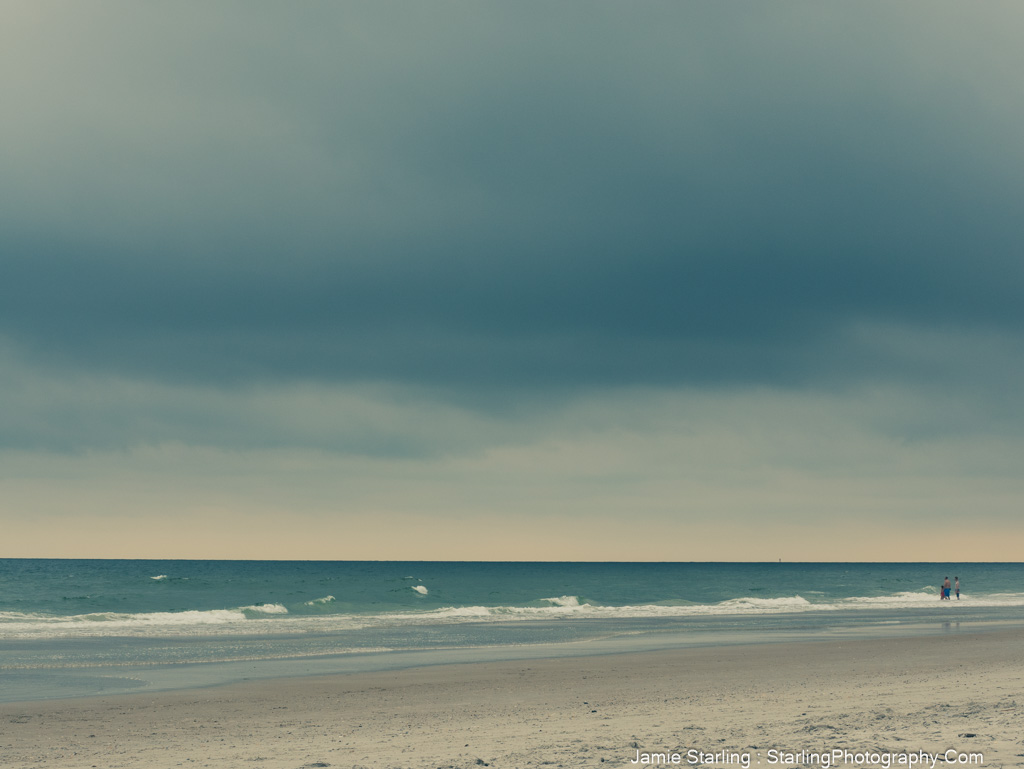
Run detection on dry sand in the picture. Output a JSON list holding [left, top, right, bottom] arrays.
[[2, 629, 1022, 769]]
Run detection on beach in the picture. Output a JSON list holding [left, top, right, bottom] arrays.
[[3, 629, 1021, 769]]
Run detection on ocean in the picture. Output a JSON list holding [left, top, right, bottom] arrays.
[[1, 560, 1021, 704]]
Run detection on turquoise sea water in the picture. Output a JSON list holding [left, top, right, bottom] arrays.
[[1, 560, 1021, 703]]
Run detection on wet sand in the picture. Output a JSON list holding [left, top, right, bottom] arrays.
[[2, 629, 1022, 769]]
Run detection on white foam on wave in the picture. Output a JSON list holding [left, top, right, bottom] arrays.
[[838, 590, 941, 606], [304, 595, 336, 606], [150, 575, 168, 581], [421, 605, 492, 618], [0, 602, 295, 637], [85, 609, 244, 624], [384, 589, 1024, 622], [983, 592, 1024, 602], [0, 608, 249, 635], [7, 589, 1024, 641], [412, 585, 428, 595], [241, 604, 289, 615], [0, 611, 59, 623], [716, 596, 814, 612], [541, 595, 582, 607]]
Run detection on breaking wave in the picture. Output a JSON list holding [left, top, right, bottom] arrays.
[[2, 589, 1022, 640], [541, 595, 582, 607]]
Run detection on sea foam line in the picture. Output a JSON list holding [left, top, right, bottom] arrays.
[[3, 590, 1024, 640]]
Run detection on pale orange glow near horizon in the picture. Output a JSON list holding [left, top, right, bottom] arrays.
[[4, 384, 1022, 562], [4, 458, 1021, 561]]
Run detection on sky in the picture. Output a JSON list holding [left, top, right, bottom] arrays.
[[2, 2, 1023, 560]]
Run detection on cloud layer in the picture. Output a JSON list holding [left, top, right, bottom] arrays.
[[2, 3, 1022, 557]]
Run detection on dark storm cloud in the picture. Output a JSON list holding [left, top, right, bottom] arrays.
[[2, 1, 1023, 395]]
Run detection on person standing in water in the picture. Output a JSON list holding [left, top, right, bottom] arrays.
[[943, 576, 951, 600], [955, 577, 960, 599]]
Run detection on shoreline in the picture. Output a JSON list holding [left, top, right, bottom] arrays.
[[3, 628, 1023, 768], [4, 610, 1021, 707]]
